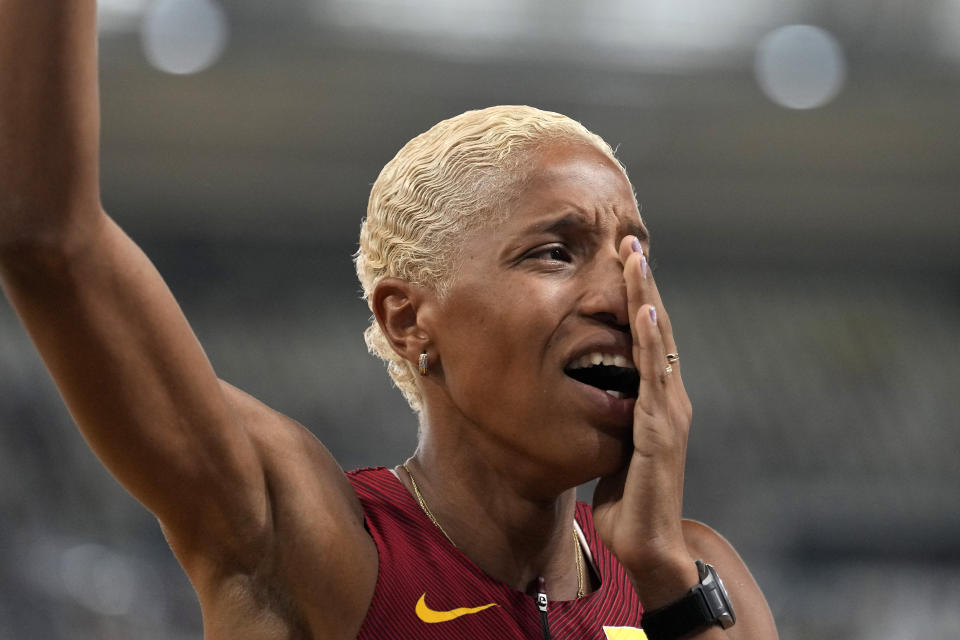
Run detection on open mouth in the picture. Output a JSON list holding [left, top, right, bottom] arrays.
[[564, 352, 639, 399]]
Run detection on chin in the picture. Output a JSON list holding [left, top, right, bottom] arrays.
[[566, 425, 633, 484]]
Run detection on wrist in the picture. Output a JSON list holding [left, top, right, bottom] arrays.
[[625, 551, 699, 610]]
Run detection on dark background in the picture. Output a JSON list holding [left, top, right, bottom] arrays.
[[1, 1, 959, 638]]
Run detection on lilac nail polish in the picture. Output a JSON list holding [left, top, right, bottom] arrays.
[[640, 255, 648, 278], [649, 307, 657, 325], [631, 237, 642, 254]]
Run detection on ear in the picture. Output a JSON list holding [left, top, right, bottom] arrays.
[[371, 277, 433, 366]]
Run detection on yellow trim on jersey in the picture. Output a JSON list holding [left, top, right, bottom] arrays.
[[603, 626, 648, 639]]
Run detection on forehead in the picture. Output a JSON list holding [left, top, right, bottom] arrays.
[[502, 141, 644, 237]]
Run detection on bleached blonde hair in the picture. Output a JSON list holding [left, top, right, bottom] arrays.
[[355, 105, 629, 411]]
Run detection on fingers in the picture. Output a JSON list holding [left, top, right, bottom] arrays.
[[633, 303, 671, 416], [643, 276, 680, 372], [617, 235, 680, 367], [618, 235, 647, 347], [617, 235, 689, 416], [617, 234, 677, 369]]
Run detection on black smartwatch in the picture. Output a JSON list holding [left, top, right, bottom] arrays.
[[640, 560, 736, 639]]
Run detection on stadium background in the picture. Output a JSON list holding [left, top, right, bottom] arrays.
[[1, 1, 958, 638]]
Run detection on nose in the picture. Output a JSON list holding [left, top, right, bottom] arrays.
[[578, 249, 630, 330]]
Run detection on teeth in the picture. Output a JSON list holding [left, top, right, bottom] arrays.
[[605, 390, 625, 399], [567, 351, 636, 370]]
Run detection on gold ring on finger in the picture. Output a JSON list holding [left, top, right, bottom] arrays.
[[665, 352, 680, 364], [665, 364, 674, 375]]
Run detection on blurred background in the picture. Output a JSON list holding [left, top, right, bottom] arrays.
[[2, 0, 959, 638]]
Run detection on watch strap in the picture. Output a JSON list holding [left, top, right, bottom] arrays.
[[640, 560, 735, 640], [641, 585, 714, 639]]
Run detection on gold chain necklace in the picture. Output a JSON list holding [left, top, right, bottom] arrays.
[[402, 463, 585, 599]]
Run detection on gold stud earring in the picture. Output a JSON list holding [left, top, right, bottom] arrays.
[[418, 352, 429, 376]]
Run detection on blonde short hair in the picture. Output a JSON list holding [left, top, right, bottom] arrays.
[[355, 105, 629, 411]]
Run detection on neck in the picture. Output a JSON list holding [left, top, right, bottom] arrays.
[[400, 412, 590, 599]]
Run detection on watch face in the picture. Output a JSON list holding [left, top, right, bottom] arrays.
[[697, 563, 737, 629], [707, 568, 736, 628]]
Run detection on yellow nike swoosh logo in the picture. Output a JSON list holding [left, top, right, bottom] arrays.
[[415, 593, 498, 623]]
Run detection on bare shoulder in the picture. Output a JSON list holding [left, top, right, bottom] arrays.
[[681, 519, 779, 640], [185, 381, 379, 640]]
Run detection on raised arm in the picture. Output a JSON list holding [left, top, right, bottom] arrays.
[[0, 0, 271, 562], [0, 4, 375, 635]]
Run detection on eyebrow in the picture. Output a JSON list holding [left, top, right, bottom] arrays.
[[525, 213, 649, 242], [626, 221, 649, 242]]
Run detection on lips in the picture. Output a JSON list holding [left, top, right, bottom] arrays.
[[564, 350, 639, 399]]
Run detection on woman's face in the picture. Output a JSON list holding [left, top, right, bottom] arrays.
[[424, 141, 650, 488]]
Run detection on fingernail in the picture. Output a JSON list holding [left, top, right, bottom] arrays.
[[649, 307, 657, 325], [631, 236, 642, 254], [640, 255, 648, 279]]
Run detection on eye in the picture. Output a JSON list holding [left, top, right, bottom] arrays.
[[528, 244, 573, 263]]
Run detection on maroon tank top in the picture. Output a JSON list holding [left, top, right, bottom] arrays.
[[347, 466, 646, 639]]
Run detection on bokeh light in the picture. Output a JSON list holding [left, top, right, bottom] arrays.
[[754, 24, 846, 110], [931, 0, 960, 60], [60, 543, 138, 616], [141, 0, 229, 75], [97, 0, 150, 33]]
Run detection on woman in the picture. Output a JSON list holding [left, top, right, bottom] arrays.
[[0, 2, 777, 639]]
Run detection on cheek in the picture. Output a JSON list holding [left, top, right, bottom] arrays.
[[440, 279, 568, 393]]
